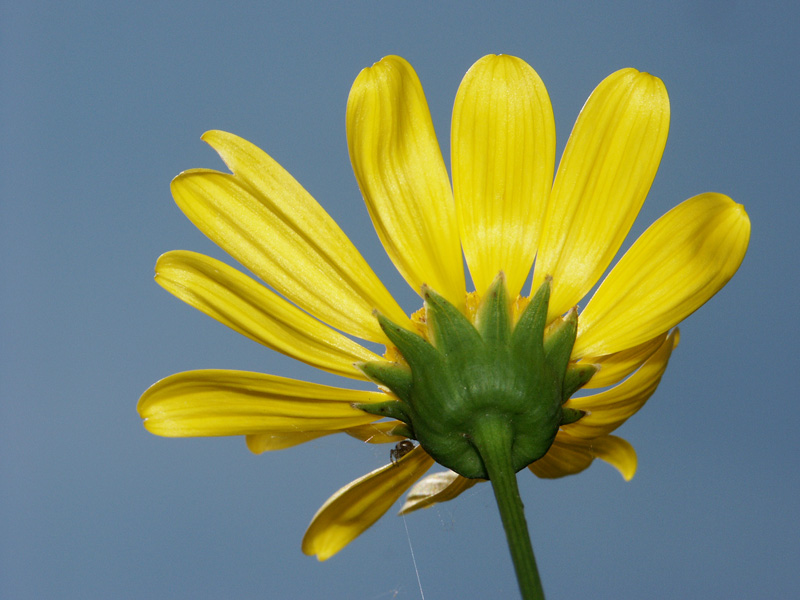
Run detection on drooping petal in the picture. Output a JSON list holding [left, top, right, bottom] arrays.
[[533, 69, 670, 319], [138, 370, 383, 437], [399, 470, 480, 515], [528, 432, 637, 480], [345, 421, 409, 444], [347, 56, 465, 308], [577, 332, 667, 389], [528, 434, 594, 478], [172, 131, 411, 342], [590, 435, 638, 481], [247, 426, 408, 453], [452, 54, 555, 299], [563, 331, 677, 438], [156, 251, 382, 380], [574, 194, 750, 357], [302, 446, 434, 560], [246, 431, 333, 453]]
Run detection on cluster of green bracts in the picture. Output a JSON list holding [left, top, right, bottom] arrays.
[[357, 275, 594, 479]]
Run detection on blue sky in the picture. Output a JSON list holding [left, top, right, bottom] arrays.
[[2, 1, 798, 598]]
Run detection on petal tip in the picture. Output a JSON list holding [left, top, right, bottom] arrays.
[[364, 54, 410, 75], [732, 200, 752, 228], [199, 129, 230, 148]]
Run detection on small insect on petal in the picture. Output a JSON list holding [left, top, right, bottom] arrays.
[[390, 440, 415, 465]]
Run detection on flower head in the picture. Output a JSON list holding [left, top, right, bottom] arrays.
[[139, 55, 750, 561]]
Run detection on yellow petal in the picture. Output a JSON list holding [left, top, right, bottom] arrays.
[[345, 421, 409, 444], [528, 433, 594, 478], [172, 131, 411, 342], [156, 251, 382, 380], [590, 435, 638, 481], [138, 370, 383, 437], [452, 54, 555, 299], [347, 56, 465, 308], [533, 69, 670, 319], [528, 432, 637, 480], [577, 332, 668, 389], [563, 331, 677, 438], [398, 470, 480, 515], [302, 446, 434, 560], [246, 431, 332, 453], [574, 194, 750, 357]]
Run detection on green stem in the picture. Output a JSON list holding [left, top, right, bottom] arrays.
[[471, 417, 544, 600]]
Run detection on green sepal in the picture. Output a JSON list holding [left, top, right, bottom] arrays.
[[543, 308, 577, 377], [562, 363, 598, 402], [353, 399, 412, 425], [510, 279, 550, 364], [475, 274, 512, 349], [560, 407, 586, 425], [357, 361, 413, 403], [375, 312, 440, 375], [422, 286, 484, 360]]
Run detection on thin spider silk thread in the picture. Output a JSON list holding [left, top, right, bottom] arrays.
[[402, 513, 425, 600]]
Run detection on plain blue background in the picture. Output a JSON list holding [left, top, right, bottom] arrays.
[[2, 1, 798, 598]]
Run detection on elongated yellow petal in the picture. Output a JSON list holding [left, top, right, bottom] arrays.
[[246, 431, 333, 453], [156, 251, 382, 380], [247, 426, 403, 453], [574, 194, 750, 357], [345, 421, 409, 444], [564, 331, 677, 438], [452, 54, 555, 298], [398, 470, 480, 515], [172, 131, 411, 342], [529, 432, 637, 480], [302, 446, 434, 560], [138, 370, 383, 437], [577, 332, 667, 389], [347, 56, 465, 308], [533, 69, 670, 319]]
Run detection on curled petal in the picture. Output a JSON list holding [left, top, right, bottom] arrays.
[[172, 131, 411, 342], [534, 69, 670, 319], [347, 56, 465, 308], [577, 332, 668, 389], [156, 251, 381, 380], [138, 370, 383, 437], [302, 446, 434, 560], [452, 54, 555, 298], [574, 194, 750, 357], [590, 435, 638, 481], [399, 470, 480, 515], [564, 331, 678, 438], [529, 432, 637, 481]]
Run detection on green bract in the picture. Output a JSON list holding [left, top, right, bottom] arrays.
[[357, 276, 595, 479]]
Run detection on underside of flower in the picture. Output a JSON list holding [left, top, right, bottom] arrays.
[[356, 275, 596, 479], [139, 53, 751, 586]]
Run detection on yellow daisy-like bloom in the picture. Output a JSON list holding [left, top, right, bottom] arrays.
[[138, 55, 750, 561]]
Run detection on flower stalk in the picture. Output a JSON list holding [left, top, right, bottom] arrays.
[[471, 415, 544, 600]]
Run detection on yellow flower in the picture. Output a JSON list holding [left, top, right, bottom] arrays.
[[138, 55, 750, 561]]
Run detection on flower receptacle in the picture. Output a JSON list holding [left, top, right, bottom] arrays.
[[358, 276, 587, 480]]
